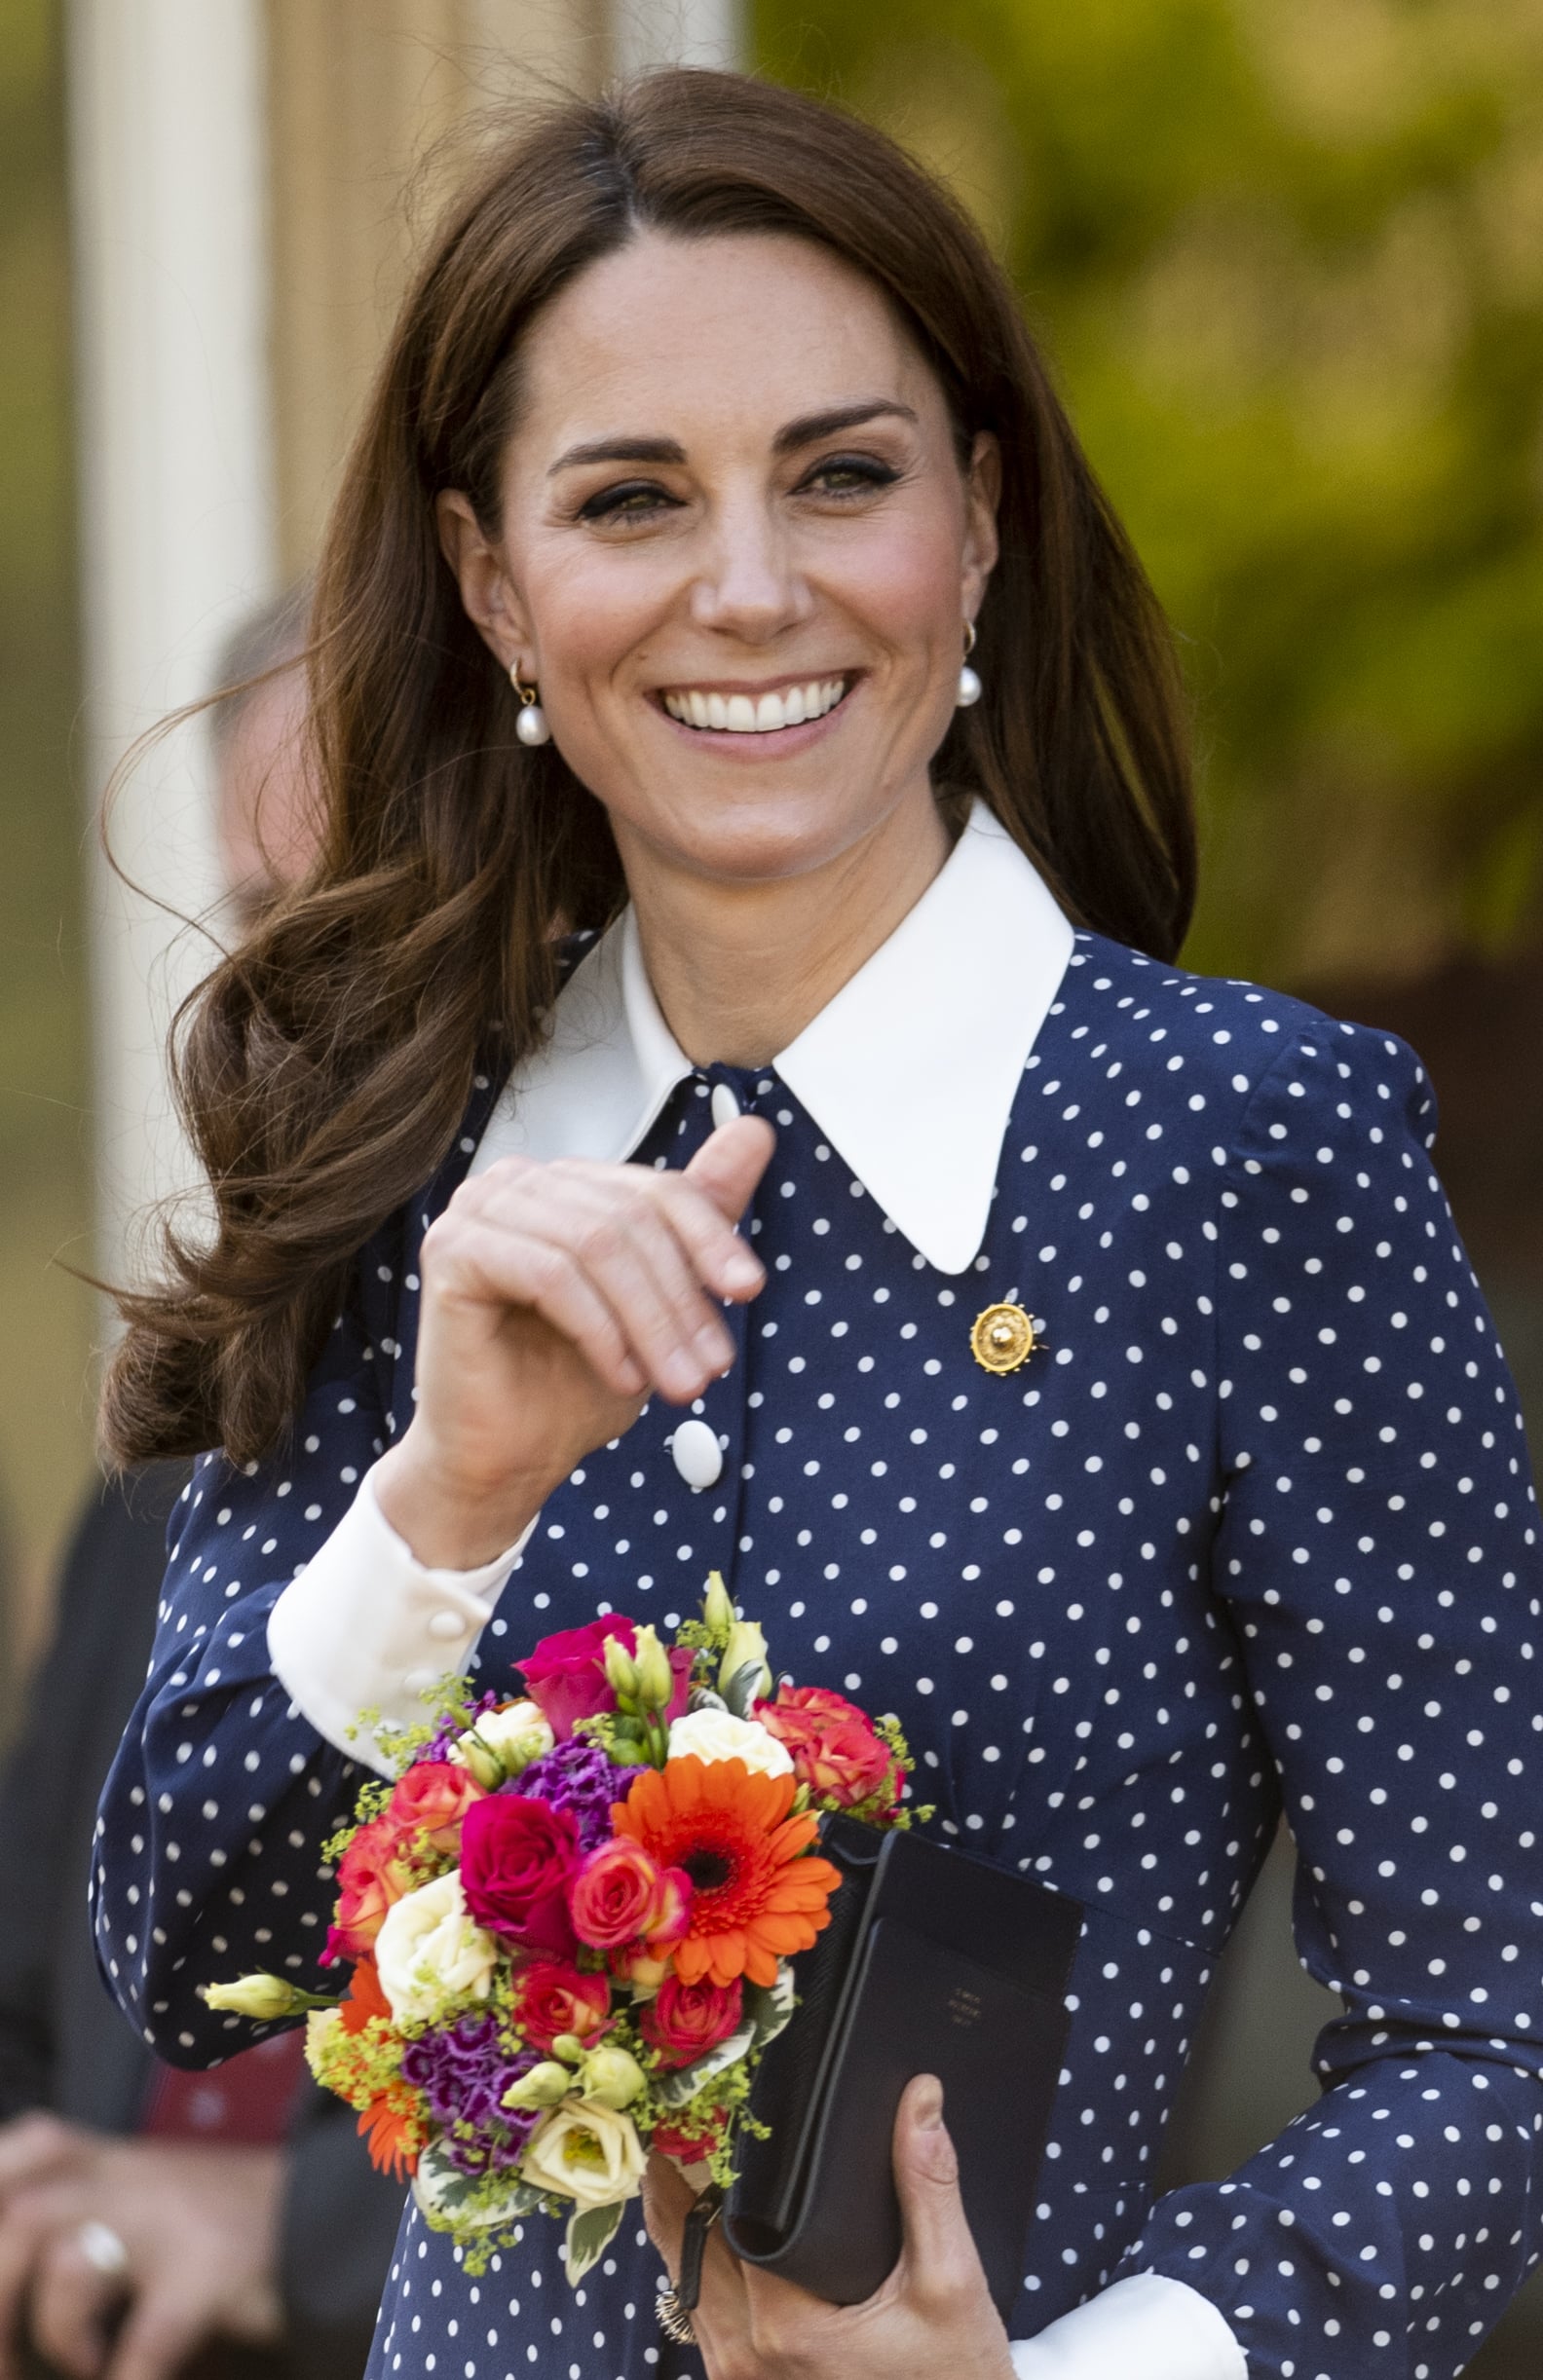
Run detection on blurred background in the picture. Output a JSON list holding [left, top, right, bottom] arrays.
[[0, 0, 1539, 2368]]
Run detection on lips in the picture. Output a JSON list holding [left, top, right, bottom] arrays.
[[659, 677, 848, 733]]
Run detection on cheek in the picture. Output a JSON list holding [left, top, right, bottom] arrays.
[[818, 502, 967, 662], [521, 540, 669, 701]]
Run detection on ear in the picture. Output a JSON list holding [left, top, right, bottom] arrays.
[[434, 489, 535, 675], [960, 430, 1001, 621]]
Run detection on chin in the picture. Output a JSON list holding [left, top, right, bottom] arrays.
[[623, 776, 904, 888]]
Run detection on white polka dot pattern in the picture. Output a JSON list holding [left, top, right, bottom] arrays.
[[91, 936, 1543, 2380]]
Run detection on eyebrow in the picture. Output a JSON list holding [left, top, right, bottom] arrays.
[[546, 400, 919, 476]]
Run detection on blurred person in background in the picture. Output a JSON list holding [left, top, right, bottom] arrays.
[[0, 587, 401, 2380]]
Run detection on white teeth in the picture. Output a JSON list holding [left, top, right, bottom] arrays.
[[662, 676, 848, 732]]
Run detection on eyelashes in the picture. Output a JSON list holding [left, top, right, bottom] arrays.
[[572, 452, 904, 524]]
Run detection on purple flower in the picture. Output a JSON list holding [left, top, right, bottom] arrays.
[[420, 1690, 505, 1767], [508, 1739, 645, 1855], [400, 2013, 542, 2176]]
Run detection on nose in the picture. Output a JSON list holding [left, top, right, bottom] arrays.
[[689, 488, 813, 646]]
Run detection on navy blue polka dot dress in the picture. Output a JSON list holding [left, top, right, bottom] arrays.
[[94, 865, 1543, 2378]]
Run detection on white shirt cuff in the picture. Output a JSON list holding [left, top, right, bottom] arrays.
[[1010, 2274, 1246, 2380], [267, 1467, 535, 1775]]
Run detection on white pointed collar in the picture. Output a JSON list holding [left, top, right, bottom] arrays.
[[471, 800, 1074, 1275]]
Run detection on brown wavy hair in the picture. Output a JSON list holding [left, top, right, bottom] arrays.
[[102, 66, 1195, 1470]]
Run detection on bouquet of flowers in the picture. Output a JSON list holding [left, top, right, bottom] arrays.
[[205, 1576, 918, 2282]]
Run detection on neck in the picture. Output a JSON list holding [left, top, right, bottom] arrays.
[[617, 789, 952, 1067]]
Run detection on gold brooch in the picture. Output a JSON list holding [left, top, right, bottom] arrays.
[[970, 1301, 1036, 1375]]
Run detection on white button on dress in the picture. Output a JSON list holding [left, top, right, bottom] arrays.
[[427, 1609, 466, 1641], [710, 1083, 740, 1131], [671, 1417, 724, 1489]]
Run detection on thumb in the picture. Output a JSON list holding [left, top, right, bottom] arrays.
[[683, 1113, 776, 1224], [892, 2075, 978, 2290]]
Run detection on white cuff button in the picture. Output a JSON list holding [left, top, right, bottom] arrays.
[[709, 1083, 740, 1131], [402, 1667, 439, 1695], [427, 1609, 468, 1641], [671, 1418, 724, 1490]]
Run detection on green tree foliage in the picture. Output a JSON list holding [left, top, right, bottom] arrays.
[[756, 0, 1543, 985]]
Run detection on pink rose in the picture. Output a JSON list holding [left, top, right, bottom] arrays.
[[640, 1974, 744, 2068], [460, 1793, 581, 1955], [569, 1838, 692, 1953], [755, 1685, 899, 1809], [517, 1616, 694, 1740]]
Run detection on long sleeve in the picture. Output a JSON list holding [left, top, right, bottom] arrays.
[[91, 1291, 395, 2066], [1109, 1021, 1543, 2376]]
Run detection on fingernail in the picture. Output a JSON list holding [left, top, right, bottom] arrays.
[[723, 1251, 762, 1288], [913, 2076, 943, 2129], [695, 1325, 733, 1370]]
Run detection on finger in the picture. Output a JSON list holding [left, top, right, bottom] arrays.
[[478, 1181, 736, 1401], [29, 2232, 119, 2377], [0, 2187, 73, 2380], [643, 1168, 766, 1306], [102, 2292, 207, 2380], [431, 1216, 651, 1399], [0, 2116, 87, 2200], [640, 2153, 694, 2283], [890, 2075, 980, 2300], [682, 1115, 776, 1228]]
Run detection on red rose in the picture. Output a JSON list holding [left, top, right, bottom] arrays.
[[384, 1760, 486, 1854], [326, 1815, 416, 1962], [755, 1686, 898, 1808], [569, 1839, 691, 1953], [639, 1974, 744, 2067], [516, 1617, 694, 1740], [650, 2110, 730, 2165], [460, 1793, 581, 1954], [512, 1960, 611, 2053]]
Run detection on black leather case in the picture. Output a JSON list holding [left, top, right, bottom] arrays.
[[722, 1819, 1082, 2314]]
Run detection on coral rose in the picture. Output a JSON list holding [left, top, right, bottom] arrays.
[[755, 1685, 898, 1808], [512, 1960, 611, 2054], [639, 1974, 743, 2067], [460, 1793, 581, 1956], [326, 1813, 416, 1962], [569, 1838, 691, 1954], [385, 1759, 486, 1852]]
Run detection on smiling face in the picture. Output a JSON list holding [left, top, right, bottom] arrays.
[[438, 228, 998, 892]]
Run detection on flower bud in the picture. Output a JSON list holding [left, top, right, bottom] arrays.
[[502, 2061, 574, 2111], [549, 2031, 586, 2065], [578, 2043, 646, 2109], [701, 1572, 734, 1640], [719, 1618, 772, 1708], [631, 1623, 674, 1717], [449, 1699, 553, 1786], [602, 1632, 640, 1703], [204, 1973, 309, 2021]]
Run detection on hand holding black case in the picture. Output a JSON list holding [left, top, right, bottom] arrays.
[[722, 1818, 1082, 2315]]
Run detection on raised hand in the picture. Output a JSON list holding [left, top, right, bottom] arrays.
[[375, 1114, 774, 1567]]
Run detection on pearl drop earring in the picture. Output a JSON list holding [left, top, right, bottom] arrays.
[[957, 621, 982, 709], [509, 661, 551, 747]]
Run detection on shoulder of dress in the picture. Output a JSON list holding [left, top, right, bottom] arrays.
[[1059, 929, 1418, 1073]]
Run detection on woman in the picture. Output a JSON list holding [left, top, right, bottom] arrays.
[[94, 68, 1542, 2380]]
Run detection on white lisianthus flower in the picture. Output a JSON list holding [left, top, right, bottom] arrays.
[[449, 1699, 554, 1786], [374, 1871, 497, 2024], [521, 2100, 647, 2209], [666, 1706, 793, 1777]]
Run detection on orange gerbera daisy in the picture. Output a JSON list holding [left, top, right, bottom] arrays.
[[613, 1756, 842, 1989], [358, 2084, 426, 2179]]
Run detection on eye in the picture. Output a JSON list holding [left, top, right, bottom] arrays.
[[800, 453, 902, 498], [575, 480, 681, 524]]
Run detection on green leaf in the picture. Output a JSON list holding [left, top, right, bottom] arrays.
[[744, 1965, 797, 2050], [722, 1663, 762, 1720], [413, 2145, 543, 2229], [564, 2200, 625, 2285]]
